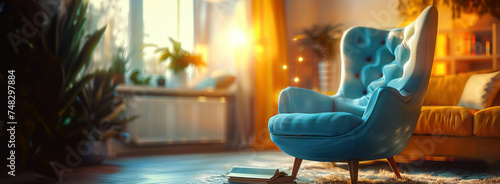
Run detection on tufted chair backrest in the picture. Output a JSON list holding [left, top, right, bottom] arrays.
[[336, 6, 438, 107]]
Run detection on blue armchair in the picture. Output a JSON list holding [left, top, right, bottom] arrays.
[[269, 5, 438, 183]]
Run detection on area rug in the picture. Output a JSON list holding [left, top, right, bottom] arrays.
[[213, 152, 500, 184], [291, 161, 500, 184]]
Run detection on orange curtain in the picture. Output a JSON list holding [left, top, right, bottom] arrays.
[[252, 0, 289, 150]]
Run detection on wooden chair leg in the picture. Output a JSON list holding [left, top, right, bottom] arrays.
[[387, 157, 402, 179], [291, 158, 302, 179], [347, 159, 359, 184]]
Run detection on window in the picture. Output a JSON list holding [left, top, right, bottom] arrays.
[[143, 0, 194, 51], [88, 0, 241, 84], [130, 0, 195, 77]]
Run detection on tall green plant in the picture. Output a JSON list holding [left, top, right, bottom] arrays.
[[0, 0, 138, 181], [74, 70, 138, 141], [42, 0, 106, 124], [9, 0, 106, 181], [0, 0, 63, 174]]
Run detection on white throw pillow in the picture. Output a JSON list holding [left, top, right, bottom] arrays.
[[458, 71, 500, 110]]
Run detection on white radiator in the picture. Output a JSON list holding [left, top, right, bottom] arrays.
[[126, 96, 227, 145]]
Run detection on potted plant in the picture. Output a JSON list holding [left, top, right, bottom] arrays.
[[73, 70, 138, 164], [142, 38, 206, 88], [0, 0, 136, 181], [129, 69, 152, 86], [302, 24, 343, 93], [303, 24, 343, 61], [110, 45, 130, 84], [26, 0, 108, 180]]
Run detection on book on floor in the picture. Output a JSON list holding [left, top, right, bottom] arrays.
[[226, 166, 295, 184]]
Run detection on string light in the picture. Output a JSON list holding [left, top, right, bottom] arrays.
[[294, 77, 299, 82], [298, 57, 303, 62], [283, 65, 287, 70]]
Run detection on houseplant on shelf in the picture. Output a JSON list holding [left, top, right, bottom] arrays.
[[302, 24, 343, 94], [129, 69, 152, 86], [110, 45, 130, 84], [142, 37, 206, 88]]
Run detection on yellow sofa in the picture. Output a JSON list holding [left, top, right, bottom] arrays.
[[399, 70, 500, 162]]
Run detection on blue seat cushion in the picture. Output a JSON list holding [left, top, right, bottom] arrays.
[[269, 112, 363, 137]]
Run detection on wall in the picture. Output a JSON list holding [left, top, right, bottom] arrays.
[[285, 0, 404, 44], [285, 0, 455, 36], [284, 0, 404, 91], [318, 0, 402, 29], [283, 0, 464, 90]]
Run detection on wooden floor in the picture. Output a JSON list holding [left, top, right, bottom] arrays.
[[2, 149, 498, 183], [2, 151, 294, 184]]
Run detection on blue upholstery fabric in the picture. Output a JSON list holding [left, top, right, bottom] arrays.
[[269, 6, 438, 162], [269, 112, 362, 136], [278, 87, 334, 113]]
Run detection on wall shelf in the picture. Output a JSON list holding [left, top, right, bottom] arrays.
[[433, 23, 498, 75], [454, 55, 494, 61]]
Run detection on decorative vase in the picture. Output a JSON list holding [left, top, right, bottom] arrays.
[[318, 60, 340, 94], [168, 70, 188, 88]]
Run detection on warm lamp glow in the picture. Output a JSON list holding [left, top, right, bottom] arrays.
[[434, 62, 447, 76], [254, 45, 264, 53], [195, 44, 209, 63], [229, 28, 247, 46], [298, 57, 303, 62], [283, 65, 287, 70], [435, 34, 448, 57], [294, 77, 299, 82]]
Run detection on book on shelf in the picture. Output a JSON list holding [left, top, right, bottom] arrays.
[[455, 31, 492, 56], [226, 166, 295, 184]]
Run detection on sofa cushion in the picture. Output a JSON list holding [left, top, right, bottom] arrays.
[[474, 106, 500, 137], [493, 88, 500, 106], [423, 69, 500, 106], [458, 71, 500, 110], [195, 73, 236, 91], [414, 106, 474, 136], [268, 112, 362, 136], [423, 74, 470, 106]]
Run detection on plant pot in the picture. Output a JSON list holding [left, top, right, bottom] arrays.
[[81, 140, 109, 166], [113, 74, 125, 84], [157, 78, 166, 87], [168, 70, 187, 88]]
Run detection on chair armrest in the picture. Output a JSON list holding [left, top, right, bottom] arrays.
[[350, 86, 421, 159], [362, 86, 412, 121], [278, 87, 333, 113], [330, 96, 366, 117]]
